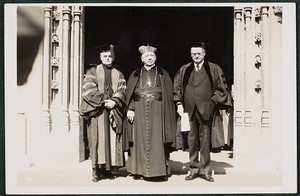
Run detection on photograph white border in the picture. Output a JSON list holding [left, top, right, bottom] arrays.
[[4, 2, 297, 194]]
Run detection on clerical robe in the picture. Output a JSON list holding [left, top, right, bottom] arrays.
[[125, 66, 176, 177]]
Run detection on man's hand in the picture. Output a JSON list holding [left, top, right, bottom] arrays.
[[104, 99, 116, 109], [177, 104, 184, 116], [127, 110, 135, 123]]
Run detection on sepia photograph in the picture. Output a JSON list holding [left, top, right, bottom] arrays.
[[4, 2, 297, 194]]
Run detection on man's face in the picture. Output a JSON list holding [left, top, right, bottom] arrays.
[[141, 52, 156, 67], [100, 51, 113, 66], [190, 47, 205, 64]]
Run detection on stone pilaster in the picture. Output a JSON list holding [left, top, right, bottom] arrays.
[[70, 6, 82, 130], [233, 8, 244, 157], [261, 6, 270, 128], [60, 6, 71, 131], [41, 6, 52, 132]]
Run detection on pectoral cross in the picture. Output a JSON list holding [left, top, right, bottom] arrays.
[[147, 79, 152, 87]]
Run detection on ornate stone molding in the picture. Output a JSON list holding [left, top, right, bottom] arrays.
[[72, 6, 82, 22], [254, 79, 262, 93], [62, 6, 71, 21], [244, 7, 252, 20], [234, 8, 243, 21], [52, 11, 60, 21], [234, 111, 243, 127], [51, 33, 59, 43], [273, 6, 282, 24], [261, 6, 269, 16], [255, 55, 262, 69], [244, 111, 252, 127], [51, 56, 60, 67], [51, 80, 59, 89], [255, 31, 262, 45], [255, 7, 261, 22], [261, 111, 270, 127]]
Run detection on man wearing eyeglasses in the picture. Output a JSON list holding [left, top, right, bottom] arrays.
[[174, 42, 232, 182]]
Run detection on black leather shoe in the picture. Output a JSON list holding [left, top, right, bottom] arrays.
[[104, 171, 115, 179], [162, 176, 168, 181], [92, 175, 100, 182], [92, 169, 100, 182], [199, 174, 214, 182], [185, 173, 199, 181], [132, 175, 143, 180], [143, 176, 168, 182]]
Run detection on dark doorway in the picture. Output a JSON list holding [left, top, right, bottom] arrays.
[[82, 6, 234, 160], [84, 6, 233, 85]]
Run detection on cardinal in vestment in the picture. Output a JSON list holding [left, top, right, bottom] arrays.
[[125, 45, 176, 181]]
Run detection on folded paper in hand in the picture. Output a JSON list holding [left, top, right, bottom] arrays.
[[181, 112, 190, 132]]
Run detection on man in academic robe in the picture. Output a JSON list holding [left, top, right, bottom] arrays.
[[125, 45, 176, 181], [80, 44, 126, 182], [173, 42, 232, 182]]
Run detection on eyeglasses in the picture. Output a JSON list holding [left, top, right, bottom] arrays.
[[191, 52, 204, 56]]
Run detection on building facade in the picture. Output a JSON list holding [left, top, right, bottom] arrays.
[[233, 6, 283, 171], [15, 5, 284, 173]]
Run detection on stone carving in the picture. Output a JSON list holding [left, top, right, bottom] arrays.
[[273, 6, 282, 24], [244, 7, 252, 21], [234, 8, 243, 21], [254, 79, 262, 93], [261, 111, 269, 127], [52, 11, 60, 21], [255, 31, 262, 44], [255, 55, 262, 68], [51, 80, 59, 89], [51, 57, 59, 66], [244, 111, 252, 127], [234, 111, 243, 126], [52, 33, 59, 43], [255, 7, 261, 22]]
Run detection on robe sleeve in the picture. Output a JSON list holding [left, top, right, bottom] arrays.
[[211, 66, 232, 108], [111, 72, 126, 109], [109, 71, 127, 135], [80, 67, 105, 118], [124, 71, 137, 111], [124, 70, 138, 145], [82, 67, 105, 106], [162, 69, 177, 150], [173, 66, 184, 103]]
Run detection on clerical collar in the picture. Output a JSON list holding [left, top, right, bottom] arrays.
[[144, 64, 156, 71]]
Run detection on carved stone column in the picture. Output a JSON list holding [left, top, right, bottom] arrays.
[[60, 6, 71, 131], [70, 6, 82, 130], [38, 6, 53, 165], [252, 6, 263, 132], [261, 6, 270, 128], [233, 7, 244, 158], [243, 7, 253, 128], [41, 6, 52, 132], [233, 8, 243, 129]]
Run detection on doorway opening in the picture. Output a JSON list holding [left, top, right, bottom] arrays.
[[81, 6, 234, 160]]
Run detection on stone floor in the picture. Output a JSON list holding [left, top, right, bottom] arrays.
[[11, 150, 284, 194]]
